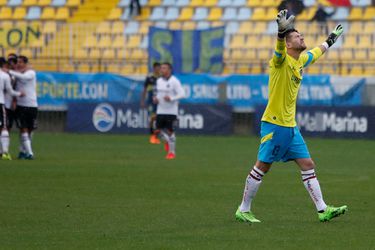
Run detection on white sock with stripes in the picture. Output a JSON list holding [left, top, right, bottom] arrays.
[[301, 169, 327, 212], [159, 131, 169, 143], [239, 166, 265, 212], [168, 133, 176, 154], [0, 130, 10, 154], [21, 132, 33, 156]]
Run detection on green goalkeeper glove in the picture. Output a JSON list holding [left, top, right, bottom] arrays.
[[276, 9, 295, 38], [325, 24, 344, 47]]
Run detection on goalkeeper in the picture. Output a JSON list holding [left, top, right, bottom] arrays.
[[235, 10, 347, 223]]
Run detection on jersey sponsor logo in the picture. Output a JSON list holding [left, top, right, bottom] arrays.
[[92, 103, 116, 132]]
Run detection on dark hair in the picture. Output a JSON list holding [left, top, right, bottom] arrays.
[[153, 62, 161, 68], [7, 53, 17, 64], [161, 62, 172, 70], [285, 29, 299, 41], [0, 57, 6, 67], [18, 55, 29, 64]]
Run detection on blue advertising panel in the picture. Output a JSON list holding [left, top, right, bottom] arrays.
[[66, 102, 233, 135], [254, 106, 375, 138], [148, 26, 224, 74], [37, 72, 143, 108], [36, 72, 366, 110]]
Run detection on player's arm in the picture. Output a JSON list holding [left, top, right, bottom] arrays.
[[165, 79, 185, 102], [320, 24, 344, 53], [273, 38, 287, 67], [273, 10, 295, 66], [170, 79, 185, 101], [302, 24, 344, 68], [9, 70, 35, 81], [4, 75, 23, 97]]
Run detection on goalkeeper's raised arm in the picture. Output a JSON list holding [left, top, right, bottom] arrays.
[[301, 24, 344, 68], [272, 9, 344, 68], [272, 9, 295, 66], [319, 24, 344, 53]]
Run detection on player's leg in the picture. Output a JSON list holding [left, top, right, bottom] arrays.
[[164, 115, 177, 159], [288, 127, 347, 221], [149, 113, 160, 144], [5, 108, 14, 157], [295, 158, 348, 222], [0, 128, 11, 160], [0, 105, 11, 160], [155, 115, 171, 154], [16, 107, 34, 159], [151, 103, 160, 144], [236, 122, 292, 223], [20, 128, 33, 159], [25, 108, 38, 159], [295, 158, 328, 212], [15, 106, 26, 158], [236, 160, 271, 223]]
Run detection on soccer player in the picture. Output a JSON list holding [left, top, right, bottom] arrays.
[[235, 10, 347, 223], [0, 57, 24, 160], [9, 55, 38, 160], [153, 62, 185, 160], [4, 54, 19, 142], [141, 62, 161, 144]]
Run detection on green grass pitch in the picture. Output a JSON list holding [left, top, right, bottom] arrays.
[[0, 133, 374, 249]]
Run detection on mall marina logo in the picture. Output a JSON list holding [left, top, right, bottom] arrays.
[[92, 103, 116, 132]]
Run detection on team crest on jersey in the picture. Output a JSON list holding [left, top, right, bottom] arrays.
[[291, 75, 301, 85]]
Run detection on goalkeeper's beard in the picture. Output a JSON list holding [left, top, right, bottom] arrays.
[[295, 43, 307, 52]]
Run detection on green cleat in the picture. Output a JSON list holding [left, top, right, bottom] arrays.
[[235, 207, 261, 223], [319, 205, 348, 222], [2, 153, 12, 160]]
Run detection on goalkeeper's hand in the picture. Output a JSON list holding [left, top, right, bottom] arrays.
[[276, 9, 295, 38], [325, 24, 344, 47]]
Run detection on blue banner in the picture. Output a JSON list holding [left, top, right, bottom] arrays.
[[37, 72, 143, 108], [148, 26, 224, 74], [36, 72, 366, 110], [254, 106, 375, 138], [66, 103, 233, 135]]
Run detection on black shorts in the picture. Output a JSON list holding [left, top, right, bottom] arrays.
[[5, 108, 15, 129], [15, 106, 38, 130], [0, 104, 7, 129], [156, 114, 178, 132]]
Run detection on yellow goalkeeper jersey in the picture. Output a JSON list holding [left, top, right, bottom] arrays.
[[261, 39, 323, 127]]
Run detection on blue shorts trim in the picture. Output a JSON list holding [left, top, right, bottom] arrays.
[[257, 122, 310, 163]]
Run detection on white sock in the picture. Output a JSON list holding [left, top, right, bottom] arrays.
[[301, 169, 327, 212], [19, 134, 26, 153], [239, 166, 265, 212], [160, 131, 169, 143], [0, 130, 10, 153], [168, 133, 176, 154], [21, 132, 33, 155]]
